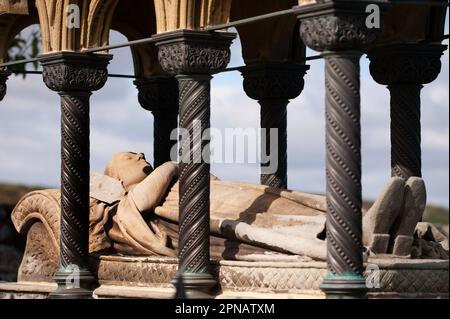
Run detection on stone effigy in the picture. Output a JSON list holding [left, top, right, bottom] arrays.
[[10, 152, 448, 284]]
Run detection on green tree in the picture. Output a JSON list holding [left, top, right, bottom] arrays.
[[6, 28, 41, 77]]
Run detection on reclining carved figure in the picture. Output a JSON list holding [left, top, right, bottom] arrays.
[[11, 152, 449, 282]]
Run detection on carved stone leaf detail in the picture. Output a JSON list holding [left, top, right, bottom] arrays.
[[300, 15, 380, 52], [40, 53, 111, 92], [42, 63, 109, 92], [158, 43, 231, 76]]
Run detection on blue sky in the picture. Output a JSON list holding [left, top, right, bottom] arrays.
[[0, 22, 448, 208]]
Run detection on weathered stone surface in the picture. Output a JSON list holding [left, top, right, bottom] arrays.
[[391, 177, 427, 256], [90, 171, 125, 205], [363, 177, 405, 254]]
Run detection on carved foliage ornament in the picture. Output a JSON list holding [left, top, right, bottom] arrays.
[[134, 77, 179, 113], [295, 2, 383, 52], [41, 53, 112, 92], [242, 64, 310, 101], [0, 70, 11, 101], [300, 15, 380, 52], [368, 44, 446, 85], [154, 30, 236, 76]]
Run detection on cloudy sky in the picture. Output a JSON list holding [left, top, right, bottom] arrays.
[[1, 23, 449, 208]]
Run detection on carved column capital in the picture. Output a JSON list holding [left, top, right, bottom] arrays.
[[294, 1, 383, 52], [242, 63, 309, 189], [293, 1, 387, 298], [41, 52, 111, 93], [368, 44, 446, 180], [0, 69, 11, 101], [368, 44, 446, 86], [153, 30, 236, 76], [134, 76, 179, 113], [242, 63, 309, 101]]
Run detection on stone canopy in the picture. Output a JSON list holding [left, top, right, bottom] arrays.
[[0, 0, 446, 75]]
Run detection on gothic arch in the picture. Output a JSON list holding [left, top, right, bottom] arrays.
[[230, 0, 306, 64], [0, 0, 39, 63], [153, 0, 232, 33], [111, 0, 164, 78], [34, 0, 119, 53]]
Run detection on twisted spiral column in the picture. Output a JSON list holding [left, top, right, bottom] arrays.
[[59, 92, 91, 268], [41, 52, 110, 299], [295, 0, 386, 299], [241, 63, 309, 190], [260, 100, 288, 189], [389, 84, 423, 179], [177, 75, 212, 275], [322, 54, 366, 297], [368, 44, 446, 180], [154, 29, 235, 299]]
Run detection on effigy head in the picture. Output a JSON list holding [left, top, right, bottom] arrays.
[[104, 152, 153, 191]]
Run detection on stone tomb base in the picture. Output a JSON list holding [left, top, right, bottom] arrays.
[[0, 255, 448, 299]]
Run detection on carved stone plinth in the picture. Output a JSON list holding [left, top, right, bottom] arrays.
[[295, 1, 385, 299], [0, 69, 11, 101], [154, 30, 236, 298], [368, 44, 446, 179], [40, 52, 111, 299], [242, 63, 309, 189], [134, 77, 179, 168]]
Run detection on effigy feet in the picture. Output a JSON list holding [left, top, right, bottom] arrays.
[[364, 177, 448, 259]]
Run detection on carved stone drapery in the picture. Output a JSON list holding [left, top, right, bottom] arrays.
[[0, 69, 11, 101], [368, 44, 446, 179], [41, 52, 111, 299], [242, 63, 309, 189], [134, 77, 179, 168], [295, 1, 383, 299], [154, 30, 235, 298]]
